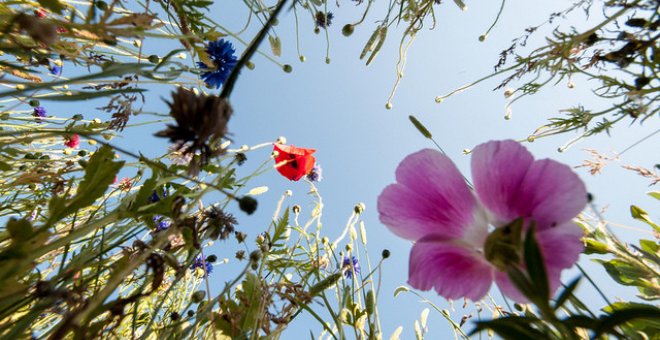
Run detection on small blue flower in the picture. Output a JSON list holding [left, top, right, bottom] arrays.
[[33, 106, 46, 123], [306, 164, 323, 182], [196, 39, 238, 89], [316, 12, 334, 28], [342, 256, 360, 279], [148, 188, 168, 203], [50, 65, 61, 76], [191, 256, 213, 275], [153, 215, 170, 232]]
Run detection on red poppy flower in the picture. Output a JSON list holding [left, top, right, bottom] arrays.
[[64, 134, 80, 148], [273, 144, 316, 181]]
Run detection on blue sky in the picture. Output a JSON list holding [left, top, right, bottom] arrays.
[[41, 0, 658, 337]]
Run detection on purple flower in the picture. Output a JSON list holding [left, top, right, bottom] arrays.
[[196, 39, 237, 89], [341, 256, 360, 279], [33, 106, 46, 123], [306, 164, 323, 182], [377, 140, 586, 302], [191, 256, 213, 275]]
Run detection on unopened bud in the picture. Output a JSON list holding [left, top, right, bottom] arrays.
[[342, 24, 354, 37]]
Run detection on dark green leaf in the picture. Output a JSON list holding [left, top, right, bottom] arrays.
[[37, 0, 64, 14], [0, 161, 12, 171], [6, 218, 33, 242], [523, 225, 549, 299], [506, 266, 536, 302], [48, 145, 124, 223], [595, 304, 660, 338], [470, 316, 547, 339], [553, 276, 580, 310]]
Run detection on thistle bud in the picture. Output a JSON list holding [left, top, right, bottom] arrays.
[[238, 196, 257, 215]]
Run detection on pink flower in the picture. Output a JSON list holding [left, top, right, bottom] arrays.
[[377, 140, 586, 302], [64, 134, 80, 148]]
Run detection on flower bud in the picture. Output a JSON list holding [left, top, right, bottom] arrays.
[[191, 290, 206, 303], [282, 64, 293, 73], [342, 24, 354, 37], [354, 203, 365, 214], [292, 205, 301, 214], [382, 249, 390, 259], [238, 196, 257, 215]]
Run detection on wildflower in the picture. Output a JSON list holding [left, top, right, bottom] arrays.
[[191, 256, 213, 275], [196, 39, 238, 89], [117, 178, 132, 191], [377, 140, 586, 302], [50, 65, 61, 76], [315, 11, 334, 28], [273, 144, 316, 181], [203, 206, 238, 240], [34, 8, 47, 19], [153, 215, 170, 232], [341, 256, 360, 279], [155, 88, 232, 175], [306, 164, 323, 182], [148, 188, 167, 203], [33, 106, 46, 122], [64, 134, 80, 148]]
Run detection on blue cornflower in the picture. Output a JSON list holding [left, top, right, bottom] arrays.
[[316, 11, 334, 28], [341, 256, 360, 279], [191, 256, 213, 275], [148, 188, 167, 203], [306, 164, 323, 182], [50, 65, 61, 75], [196, 39, 238, 89], [153, 215, 170, 232], [33, 106, 46, 123]]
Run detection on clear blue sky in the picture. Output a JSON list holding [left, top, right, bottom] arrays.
[[71, 0, 658, 337]]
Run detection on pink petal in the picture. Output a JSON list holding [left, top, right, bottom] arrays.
[[537, 222, 584, 295], [472, 140, 587, 229], [494, 270, 528, 303], [408, 239, 494, 301], [471, 140, 534, 226], [516, 160, 587, 230], [378, 149, 486, 241]]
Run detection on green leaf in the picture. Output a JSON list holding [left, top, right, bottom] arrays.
[[0, 161, 12, 171], [48, 145, 124, 224], [595, 303, 660, 338], [240, 272, 263, 332], [409, 115, 433, 139], [506, 266, 536, 302], [523, 225, 549, 300], [630, 205, 660, 232], [553, 276, 580, 310], [470, 316, 547, 338], [647, 191, 660, 201], [6, 218, 33, 242], [271, 208, 289, 245], [37, 0, 65, 14], [583, 238, 610, 254]]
